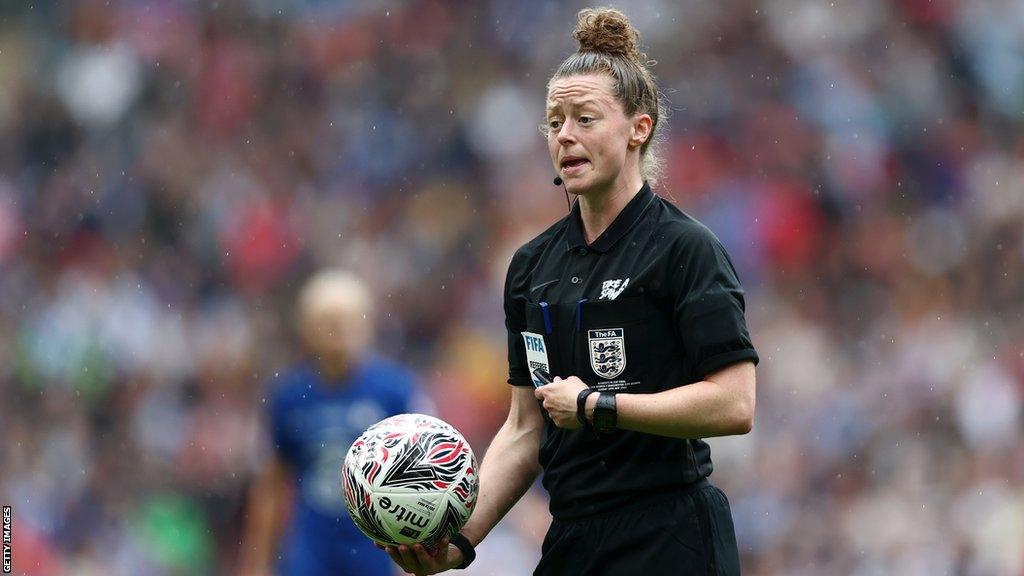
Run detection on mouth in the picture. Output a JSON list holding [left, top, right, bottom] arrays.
[[560, 156, 590, 173]]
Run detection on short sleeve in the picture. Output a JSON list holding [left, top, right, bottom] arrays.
[[671, 228, 759, 379], [504, 248, 534, 387]]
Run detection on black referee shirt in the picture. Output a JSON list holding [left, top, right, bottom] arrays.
[[504, 182, 759, 520]]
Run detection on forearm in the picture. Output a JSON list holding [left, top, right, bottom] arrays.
[[459, 414, 542, 547], [238, 463, 288, 573], [603, 363, 756, 439]]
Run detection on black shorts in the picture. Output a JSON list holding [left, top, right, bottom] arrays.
[[534, 480, 741, 576]]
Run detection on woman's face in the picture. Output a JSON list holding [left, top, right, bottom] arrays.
[[545, 73, 646, 195], [300, 298, 371, 379]]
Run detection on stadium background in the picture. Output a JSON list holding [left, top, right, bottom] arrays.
[[1, 0, 1022, 574]]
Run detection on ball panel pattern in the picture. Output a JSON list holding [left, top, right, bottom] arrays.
[[342, 414, 478, 547]]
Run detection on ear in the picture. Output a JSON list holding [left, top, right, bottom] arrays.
[[629, 114, 653, 149]]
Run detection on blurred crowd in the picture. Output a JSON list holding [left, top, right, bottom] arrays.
[[0, 0, 1022, 574]]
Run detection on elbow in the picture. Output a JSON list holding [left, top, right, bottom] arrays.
[[734, 413, 754, 435], [705, 362, 757, 437], [729, 399, 755, 435]]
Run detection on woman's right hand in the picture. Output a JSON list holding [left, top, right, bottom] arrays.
[[377, 538, 463, 576]]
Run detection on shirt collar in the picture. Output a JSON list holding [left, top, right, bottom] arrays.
[[565, 182, 654, 253]]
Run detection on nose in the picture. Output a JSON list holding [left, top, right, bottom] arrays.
[[555, 120, 577, 146]]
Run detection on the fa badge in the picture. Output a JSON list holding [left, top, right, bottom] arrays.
[[588, 328, 626, 379]]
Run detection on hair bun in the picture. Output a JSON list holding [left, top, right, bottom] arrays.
[[573, 7, 643, 60]]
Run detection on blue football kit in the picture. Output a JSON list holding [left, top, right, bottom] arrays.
[[269, 357, 425, 576]]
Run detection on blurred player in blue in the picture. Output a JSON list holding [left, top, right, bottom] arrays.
[[238, 270, 431, 576]]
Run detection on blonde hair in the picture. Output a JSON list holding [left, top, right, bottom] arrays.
[[296, 269, 374, 349], [549, 7, 668, 185]]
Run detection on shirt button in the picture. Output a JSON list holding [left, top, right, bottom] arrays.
[[577, 248, 587, 256], [571, 276, 581, 284]]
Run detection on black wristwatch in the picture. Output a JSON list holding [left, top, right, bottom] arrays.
[[450, 532, 476, 569], [593, 393, 617, 432]]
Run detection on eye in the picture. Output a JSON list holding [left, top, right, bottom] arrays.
[[548, 119, 562, 130], [579, 116, 593, 125]]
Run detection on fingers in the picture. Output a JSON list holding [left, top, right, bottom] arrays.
[[412, 543, 434, 567], [532, 375, 588, 428], [383, 546, 407, 572], [435, 538, 450, 562], [381, 546, 411, 575], [383, 540, 461, 576], [397, 545, 420, 569], [534, 378, 552, 398]]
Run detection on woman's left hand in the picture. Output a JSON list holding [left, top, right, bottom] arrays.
[[534, 376, 589, 429]]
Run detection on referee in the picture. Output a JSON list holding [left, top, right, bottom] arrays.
[[384, 7, 757, 576]]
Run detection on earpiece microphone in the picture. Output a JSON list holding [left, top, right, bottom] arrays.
[[553, 176, 571, 210]]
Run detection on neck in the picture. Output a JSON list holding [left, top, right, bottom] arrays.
[[317, 357, 354, 384], [578, 173, 644, 244]]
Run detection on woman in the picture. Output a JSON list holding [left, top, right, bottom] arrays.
[[385, 7, 758, 575]]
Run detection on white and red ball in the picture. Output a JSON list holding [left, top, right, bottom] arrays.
[[342, 414, 478, 547]]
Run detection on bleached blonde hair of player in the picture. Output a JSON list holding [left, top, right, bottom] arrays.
[[296, 269, 375, 356]]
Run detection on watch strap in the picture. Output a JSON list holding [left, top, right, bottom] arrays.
[[450, 532, 476, 569], [576, 388, 597, 428]]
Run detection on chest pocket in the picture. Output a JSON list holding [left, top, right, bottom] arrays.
[[576, 296, 674, 392], [524, 302, 570, 380]]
